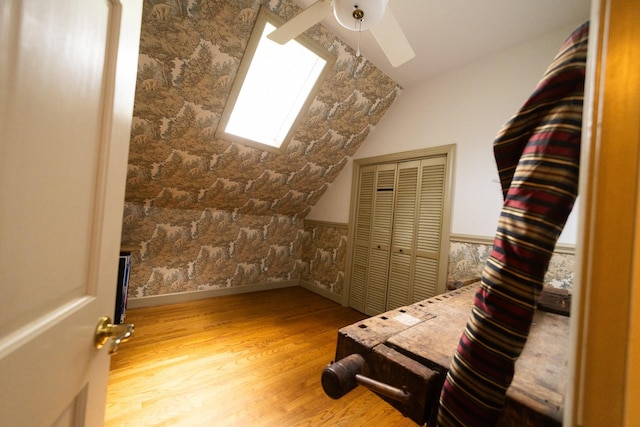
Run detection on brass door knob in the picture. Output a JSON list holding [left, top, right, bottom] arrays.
[[95, 316, 134, 354]]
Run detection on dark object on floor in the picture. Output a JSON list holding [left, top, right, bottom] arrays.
[[537, 286, 571, 316]]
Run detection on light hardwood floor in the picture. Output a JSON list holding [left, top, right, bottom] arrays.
[[105, 287, 418, 426]]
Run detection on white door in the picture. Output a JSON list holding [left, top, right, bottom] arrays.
[[0, 1, 141, 425]]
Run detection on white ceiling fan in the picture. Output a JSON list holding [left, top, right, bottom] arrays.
[[267, 0, 415, 68]]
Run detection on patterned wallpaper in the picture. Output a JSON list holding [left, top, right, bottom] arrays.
[[122, 0, 400, 298], [122, 206, 307, 297], [301, 221, 348, 296], [447, 239, 575, 291]]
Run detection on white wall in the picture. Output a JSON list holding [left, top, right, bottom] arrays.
[[307, 22, 586, 245]]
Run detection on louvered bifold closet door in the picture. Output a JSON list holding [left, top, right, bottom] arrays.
[[364, 164, 397, 315], [386, 161, 420, 310], [412, 156, 446, 302], [349, 165, 376, 313]]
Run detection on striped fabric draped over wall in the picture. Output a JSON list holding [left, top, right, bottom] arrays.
[[437, 22, 589, 426]]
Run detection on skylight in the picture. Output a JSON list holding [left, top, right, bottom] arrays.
[[217, 8, 335, 152]]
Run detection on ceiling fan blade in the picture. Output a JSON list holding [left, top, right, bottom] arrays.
[[370, 8, 415, 67], [267, 1, 332, 44]]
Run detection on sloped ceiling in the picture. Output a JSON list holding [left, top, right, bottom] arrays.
[[125, 0, 400, 218]]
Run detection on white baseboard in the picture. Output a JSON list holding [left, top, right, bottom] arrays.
[[127, 280, 299, 309], [298, 281, 344, 305]]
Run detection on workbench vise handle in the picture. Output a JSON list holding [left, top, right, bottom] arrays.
[[322, 354, 411, 404]]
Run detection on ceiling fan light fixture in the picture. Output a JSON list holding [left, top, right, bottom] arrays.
[[333, 0, 389, 31]]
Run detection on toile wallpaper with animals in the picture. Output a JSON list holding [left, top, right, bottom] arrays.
[[447, 239, 575, 292], [301, 221, 348, 296], [121, 0, 400, 299], [121, 0, 575, 302]]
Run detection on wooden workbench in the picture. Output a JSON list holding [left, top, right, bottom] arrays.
[[330, 284, 569, 426]]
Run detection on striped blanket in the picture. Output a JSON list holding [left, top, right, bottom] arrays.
[[437, 22, 589, 426]]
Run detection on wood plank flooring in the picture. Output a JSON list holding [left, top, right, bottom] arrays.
[[105, 287, 417, 427]]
